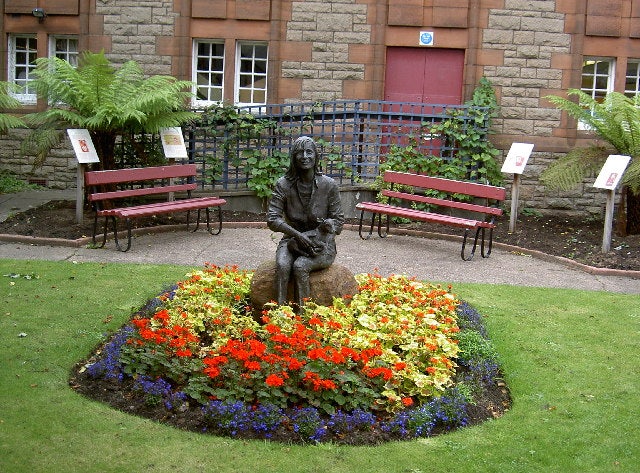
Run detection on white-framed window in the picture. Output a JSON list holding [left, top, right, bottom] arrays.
[[235, 42, 268, 106], [50, 36, 79, 66], [8, 35, 38, 105], [192, 40, 225, 107], [624, 59, 640, 97], [581, 57, 614, 101], [580, 57, 614, 129]]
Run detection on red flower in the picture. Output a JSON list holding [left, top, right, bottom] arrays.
[[265, 374, 285, 387], [204, 366, 221, 378], [286, 357, 306, 370], [402, 397, 414, 407], [244, 360, 261, 371]]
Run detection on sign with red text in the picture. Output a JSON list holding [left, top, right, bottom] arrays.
[[501, 142, 534, 174], [67, 129, 99, 163], [160, 127, 188, 159], [593, 154, 631, 190]]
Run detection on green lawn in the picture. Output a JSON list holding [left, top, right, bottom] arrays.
[[0, 259, 638, 473]]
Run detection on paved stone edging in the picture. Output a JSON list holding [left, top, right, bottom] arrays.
[[0, 222, 638, 280]]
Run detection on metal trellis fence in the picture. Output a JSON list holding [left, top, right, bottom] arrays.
[[178, 100, 485, 191]]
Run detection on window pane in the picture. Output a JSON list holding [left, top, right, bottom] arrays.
[[595, 75, 608, 90], [253, 90, 265, 103], [240, 59, 253, 73], [238, 89, 251, 103], [254, 61, 267, 74], [255, 45, 268, 59], [254, 77, 266, 89], [239, 74, 251, 88]]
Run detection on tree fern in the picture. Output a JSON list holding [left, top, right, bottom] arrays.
[[544, 89, 640, 193], [22, 51, 197, 169]]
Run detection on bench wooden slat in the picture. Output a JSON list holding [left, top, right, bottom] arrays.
[[356, 202, 488, 229], [381, 189, 504, 217], [88, 183, 197, 202], [384, 170, 506, 201], [85, 164, 198, 186], [98, 197, 227, 218]]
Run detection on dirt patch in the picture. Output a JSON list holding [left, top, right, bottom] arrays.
[[1, 200, 638, 271]]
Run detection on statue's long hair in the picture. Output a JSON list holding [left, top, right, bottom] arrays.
[[284, 136, 323, 181]]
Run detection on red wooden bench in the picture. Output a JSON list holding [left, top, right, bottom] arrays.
[[85, 164, 226, 252], [355, 170, 506, 260]]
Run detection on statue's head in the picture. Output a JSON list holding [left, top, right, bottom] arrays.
[[285, 136, 322, 179]]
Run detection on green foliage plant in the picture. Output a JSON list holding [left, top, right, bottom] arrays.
[[21, 51, 197, 170], [543, 90, 640, 194], [0, 81, 27, 132], [429, 77, 502, 186], [192, 104, 290, 200], [0, 170, 41, 193]]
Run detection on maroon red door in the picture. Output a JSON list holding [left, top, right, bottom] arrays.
[[384, 47, 465, 105]]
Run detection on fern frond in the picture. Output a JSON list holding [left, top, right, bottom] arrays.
[[622, 158, 640, 194], [20, 128, 65, 168], [540, 146, 609, 191], [0, 82, 27, 131]]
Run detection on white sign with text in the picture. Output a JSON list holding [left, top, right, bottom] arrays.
[[67, 129, 100, 164], [593, 154, 631, 190], [501, 142, 534, 174], [160, 127, 188, 159]]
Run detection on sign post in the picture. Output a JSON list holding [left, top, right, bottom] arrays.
[[593, 154, 631, 252], [501, 142, 534, 232], [67, 129, 100, 224]]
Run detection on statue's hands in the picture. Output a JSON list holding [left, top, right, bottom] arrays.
[[295, 232, 314, 251]]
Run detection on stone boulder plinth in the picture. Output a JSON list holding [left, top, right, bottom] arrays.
[[250, 260, 359, 311]]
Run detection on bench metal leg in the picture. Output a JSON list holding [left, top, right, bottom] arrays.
[[377, 213, 390, 238], [481, 227, 493, 258], [113, 217, 132, 252], [461, 228, 479, 261], [204, 206, 223, 235], [358, 210, 376, 240], [92, 214, 109, 249], [190, 207, 222, 235], [358, 211, 391, 240]]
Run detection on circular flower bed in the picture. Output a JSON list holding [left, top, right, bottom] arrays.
[[80, 264, 508, 444]]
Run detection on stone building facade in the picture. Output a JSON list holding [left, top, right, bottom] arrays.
[[2, 0, 640, 216]]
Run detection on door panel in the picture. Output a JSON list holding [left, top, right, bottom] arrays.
[[384, 47, 464, 105]]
